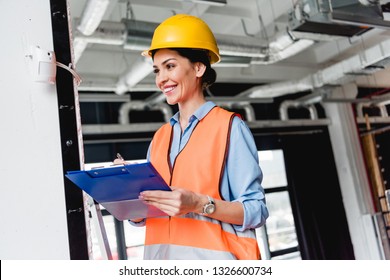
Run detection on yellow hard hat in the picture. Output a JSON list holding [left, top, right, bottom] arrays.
[[142, 14, 220, 64]]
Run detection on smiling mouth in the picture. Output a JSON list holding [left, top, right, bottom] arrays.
[[163, 86, 176, 94]]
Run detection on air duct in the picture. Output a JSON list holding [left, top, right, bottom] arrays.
[[74, 19, 311, 62], [73, 15, 317, 91], [251, 36, 314, 65], [123, 20, 158, 52], [239, 38, 390, 98], [75, 21, 127, 45], [73, 0, 112, 63], [73, 20, 127, 63], [331, 0, 390, 29], [115, 56, 153, 95], [287, 0, 390, 37], [90, 19, 311, 92], [77, 0, 110, 36], [122, 19, 269, 58]]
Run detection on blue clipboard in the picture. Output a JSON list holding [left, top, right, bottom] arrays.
[[65, 162, 171, 220]]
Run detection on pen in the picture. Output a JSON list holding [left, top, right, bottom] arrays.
[[116, 153, 124, 161]]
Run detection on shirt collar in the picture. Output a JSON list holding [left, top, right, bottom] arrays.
[[170, 101, 216, 126]]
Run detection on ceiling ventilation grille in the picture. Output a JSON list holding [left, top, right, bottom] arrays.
[[288, 0, 390, 37]]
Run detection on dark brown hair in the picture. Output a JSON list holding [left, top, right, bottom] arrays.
[[152, 48, 217, 89]]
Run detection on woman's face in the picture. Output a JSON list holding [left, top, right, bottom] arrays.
[[153, 49, 204, 105]]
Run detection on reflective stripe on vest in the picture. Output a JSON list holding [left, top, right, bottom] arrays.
[[147, 106, 261, 260]]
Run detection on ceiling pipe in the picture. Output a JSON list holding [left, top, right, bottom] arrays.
[[356, 102, 389, 118], [239, 38, 390, 98], [279, 100, 319, 121], [152, 103, 174, 123], [215, 102, 256, 121], [144, 92, 167, 107], [235, 103, 256, 122], [355, 90, 390, 118], [118, 101, 145, 124], [118, 101, 173, 124]]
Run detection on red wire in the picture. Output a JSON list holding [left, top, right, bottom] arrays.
[[365, 87, 390, 98]]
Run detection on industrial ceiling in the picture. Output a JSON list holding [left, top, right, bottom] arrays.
[[69, 0, 390, 101]]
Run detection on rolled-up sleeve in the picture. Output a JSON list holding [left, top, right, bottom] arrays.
[[222, 117, 269, 232]]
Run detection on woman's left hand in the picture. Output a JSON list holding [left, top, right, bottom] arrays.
[[139, 187, 203, 216]]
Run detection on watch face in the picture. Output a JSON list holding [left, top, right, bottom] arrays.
[[204, 203, 215, 214]]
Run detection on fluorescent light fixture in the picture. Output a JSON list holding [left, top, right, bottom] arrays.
[[77, 0, 110, 36]]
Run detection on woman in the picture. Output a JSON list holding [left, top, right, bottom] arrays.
[[131, 14, 268, 260]]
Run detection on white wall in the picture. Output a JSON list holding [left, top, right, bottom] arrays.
[[0, 0, 70, 259]]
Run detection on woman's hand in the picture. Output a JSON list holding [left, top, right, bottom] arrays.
[[140, 187, 244, 225], [139, 187, 204, 216]]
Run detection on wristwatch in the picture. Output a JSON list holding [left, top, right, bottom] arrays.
[[201, 195, 216, 215]]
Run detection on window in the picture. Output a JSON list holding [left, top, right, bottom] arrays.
[[256, 150, 301, 260]]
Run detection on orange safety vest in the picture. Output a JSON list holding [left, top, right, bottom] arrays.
[[146, 106, 261, 260]]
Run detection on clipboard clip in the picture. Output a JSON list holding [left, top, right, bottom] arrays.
[[86, 166, 129, 178], [112, 153, 127, 166]]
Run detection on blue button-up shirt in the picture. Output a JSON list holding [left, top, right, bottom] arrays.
[[137, 101, 268, 231]]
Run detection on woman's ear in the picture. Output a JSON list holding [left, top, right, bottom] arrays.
[[195, 62, 207, 78]]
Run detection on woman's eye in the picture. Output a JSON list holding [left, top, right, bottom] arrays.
[[153, 68, 159, 74], [166, 63, 175, 70]]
